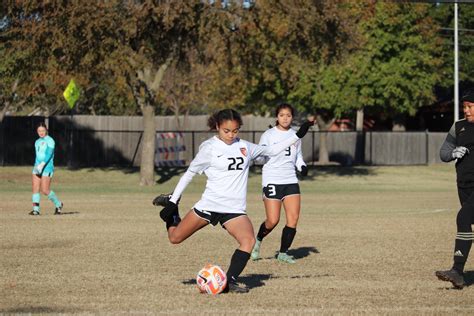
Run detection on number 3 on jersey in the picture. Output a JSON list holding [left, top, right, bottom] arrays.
[[228, 157, 244, 170]]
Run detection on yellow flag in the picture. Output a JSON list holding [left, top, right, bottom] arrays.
[[63, 79, 80, 109]]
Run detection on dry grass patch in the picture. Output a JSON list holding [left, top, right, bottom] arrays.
[[1, 165, 474, 314]]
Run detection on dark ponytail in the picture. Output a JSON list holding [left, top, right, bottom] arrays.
[[275, 103, 295, 126], [207, 109, 243, 131]]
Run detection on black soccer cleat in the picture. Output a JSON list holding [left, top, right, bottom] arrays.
[[435, 268, 465, 289], [29, 210, 40, 216], [54, 203, 63, 215], [222, 280, 249, 294], [153, 193, 181, 207]]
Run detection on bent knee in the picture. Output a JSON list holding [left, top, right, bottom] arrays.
[[168, 233, 184, 245], [266, 219, 279, 229]]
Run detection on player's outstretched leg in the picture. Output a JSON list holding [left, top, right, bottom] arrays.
[[166, 210, 209, 245], [159, 201, 181, 229]]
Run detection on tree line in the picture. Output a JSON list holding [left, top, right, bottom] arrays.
[[1, 0, 473, 184]]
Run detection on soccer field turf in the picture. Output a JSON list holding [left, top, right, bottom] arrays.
[[1, 165, 474, 314]]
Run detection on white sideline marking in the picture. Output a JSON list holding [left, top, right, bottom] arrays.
[[411, 209, 450, 214]]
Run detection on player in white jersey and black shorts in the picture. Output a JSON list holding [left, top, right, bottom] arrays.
[[251, 104, 308, 264], [157, 109, 314, 293]]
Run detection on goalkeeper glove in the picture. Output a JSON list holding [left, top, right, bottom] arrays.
[[452, 146, 469, 159]]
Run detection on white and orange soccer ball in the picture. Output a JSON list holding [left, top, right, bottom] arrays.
[[196, 264, 227, 295]]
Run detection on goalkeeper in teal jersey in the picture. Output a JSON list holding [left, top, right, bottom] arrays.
[[30, 122, 63, 215]]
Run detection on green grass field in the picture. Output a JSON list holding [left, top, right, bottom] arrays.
[[1, 165, 474, 314]]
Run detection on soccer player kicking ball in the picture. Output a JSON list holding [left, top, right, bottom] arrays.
[[436, 92, 474, 289], [251, 103, 309, 264], [156, 109, 314, 293], [30, 122, 63, 216]]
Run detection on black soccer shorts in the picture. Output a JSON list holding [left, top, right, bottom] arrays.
[[193, 208, 246, 227], [262, 183, 300, 201]]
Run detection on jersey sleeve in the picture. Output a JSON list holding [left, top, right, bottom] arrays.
[[169, 170, 195, 204], [295, 140, 306, 171], [252, 131, 269, 164], [440, 123, 456, 162], [169, 141, 212, 203], [247, 134, 299, 160], [188, 141, 212, 174]]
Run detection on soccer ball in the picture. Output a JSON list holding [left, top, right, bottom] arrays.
[[196, 264, 227, 295]]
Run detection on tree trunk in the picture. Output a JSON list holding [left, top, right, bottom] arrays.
[[392, 114, 406, 131], [0, 79, 19, 123], [140, 104, 156, 186], [356, 108, 364, 131], [319, 132, 329, 164], [316, 115, 335, 164], [0, 109, 5, 167], [0, 103, 9, 123]]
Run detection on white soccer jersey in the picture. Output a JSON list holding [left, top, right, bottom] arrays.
[[170, 134, 299, 214], [259, 126, 306, 186]]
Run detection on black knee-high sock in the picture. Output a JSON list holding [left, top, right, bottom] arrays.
[[226, 249, 250, 282], [280, 226, 296, 253], [165, 212, 181, 230], [452, 205, 474, 273], [256, 222, 274, 241], [453, 238, 472, 273]]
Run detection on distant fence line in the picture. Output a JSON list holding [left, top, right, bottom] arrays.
[[0, 115, 447, 167]]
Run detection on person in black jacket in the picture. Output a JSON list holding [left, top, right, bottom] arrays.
[[436, 92, 474, 289]]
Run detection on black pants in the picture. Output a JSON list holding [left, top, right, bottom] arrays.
[[452, 186, 474, 272]]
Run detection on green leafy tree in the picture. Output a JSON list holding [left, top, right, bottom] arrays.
[[1, 2, 134, 115], [429, 3, 474, 95], [357, 1, 443, 130], [1, 1, 236, 185], [289, 1, 442, 163], [224, 0, 359, 115]]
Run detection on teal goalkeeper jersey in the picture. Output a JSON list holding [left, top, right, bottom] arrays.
[[34, 135, 55, 173]]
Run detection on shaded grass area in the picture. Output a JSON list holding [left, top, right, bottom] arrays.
[[1, 165, 474, 314]]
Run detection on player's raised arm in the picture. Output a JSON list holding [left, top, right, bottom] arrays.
[[248, 119, 314, 159]]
